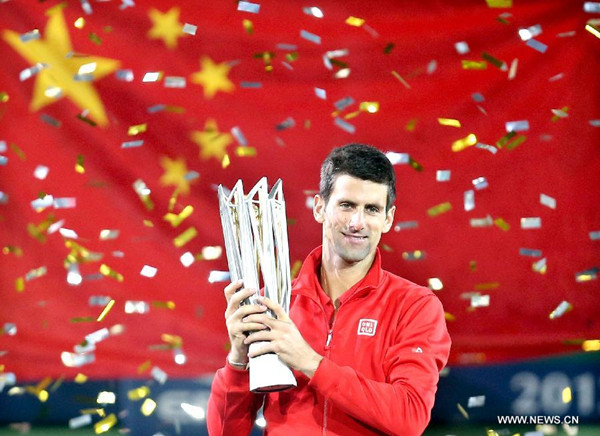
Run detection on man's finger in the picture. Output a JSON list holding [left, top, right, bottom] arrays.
[[229, 287, 258, 307], [256, 296, 288, 321], [224, 280, 244, 301]]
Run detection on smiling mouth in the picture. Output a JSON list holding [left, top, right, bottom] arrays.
[[342, 233, 367, 240]]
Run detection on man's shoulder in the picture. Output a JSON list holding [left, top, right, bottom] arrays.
[[379, 269, 436, 300]]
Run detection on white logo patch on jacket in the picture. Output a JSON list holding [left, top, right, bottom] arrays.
[[357, 319, 378, 336]]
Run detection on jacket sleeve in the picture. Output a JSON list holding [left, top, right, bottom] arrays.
[[308, 294, 451, 436], [206, 360, 265, 436]]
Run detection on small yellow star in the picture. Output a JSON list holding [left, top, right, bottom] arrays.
[[159, 156, 193, 195], [190, 119, 233, 161], [2, 9, 120, 126], [190, 56, 235, 99], [147, 7, 185, 49]]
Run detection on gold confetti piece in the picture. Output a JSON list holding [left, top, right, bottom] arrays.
[[285, 52, 298, 62], [474, 282, 499, 290], [99, 264, 124, 282], [457, 403, 470, 419], [96, 299, 115, 322], [461, 60, 487, 70], [152, 301, 176, 310], [222, 154, 230, 168], [88, 32, 101, 45], [482, 52, 505, 69], [128, 386, 150, 401], [381, 244, 394, 252], [445, 312, 456, 321], [562, 387, 572, 403], [235, 146, 257, 157], [197, 245, 222, 260], [94, 413, 117, 434], [359, 102, 379, 113], [391, 71, 411, 88], [3, 246, 23, 256], [549, 300, 572, 319], [138, 360, 152, 374], [74, 373, 88, 384], [161, 333, 183, 348], [486, 0, 512, 7], [585, 19, 600, 39], [80, 408, 105, 417], [551, 106, 569, 122], [409, 157, 423, 171], [74, 17, 85, 29], [132, 179, 154, 211], [141, 398, 157, 416], [291, 260, 302, 279], [402, 250, 425, 260], [70, 317, 95, 323], [174, 227, 198, 247], [438, 118, 461, 127], [343, 110, 361, 120], [345, 16, 365, 27], [143, 219, 154, 227], [451, 133, 477, 152], [243, 19, 254, 34], [0, 91, 9, 102], [532, 257, 547, 274], [128, 123, 147, 135], [582, 340, 600, 352], [405, 118, 417, 131], [15, 277, 25, 292], [10, 142, 26, 160], [76, 113, 97, 126], [427, 202, 452, 217], [75, 154, 85, 174], [470, 261, 477, 271], [494, 217, 510, 231], [164, 205, 194, 227], [496, 131, 525, 149]]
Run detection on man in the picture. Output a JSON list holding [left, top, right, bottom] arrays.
[[207, 143, 451, 435]]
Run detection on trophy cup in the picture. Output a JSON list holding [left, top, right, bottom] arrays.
[[218, 177, 297, 393]]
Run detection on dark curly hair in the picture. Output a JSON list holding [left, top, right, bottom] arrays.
[[319, 143, 396, 211]]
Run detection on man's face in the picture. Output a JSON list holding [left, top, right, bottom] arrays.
[[314, 174, 396, 265]]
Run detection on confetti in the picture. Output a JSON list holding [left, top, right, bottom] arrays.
[[549, 300, 572, 319], [521, 217, 541, 229], [164, 205, 194, 227], [97, 391, 116, 404], [359, 102, 379, 113], [238, 1, 260, 13], [152, 301, 175, 310], [526, 39, 548, 53], [455, 41, 469, 54], [2, 323, 16, 335], [86, 328, 110, 345], [128, 386, 150, 401], [532, 257, 547, 274], [486, 0, 512, 7], [468, 395, 486, 407], [496, 131, 526, 150], [141, 398, 157, 416], [475, 143, 498, 154], [96, 299, 115, 322], [472, 177, 488, 190], [115, 69, 134, 81], [174, 227, 198, 247], [132, 179, 154, 210], [575, 267, 598, 282], [19, 29, 41, 42], [520, 248, 542, 257], [303, 6, 323, 18], [461, 60, 487, 70], [540, 193, 556, 209], [208, 270, 230, 283], [25, 266, 47, 281], [235, 146, 256, 157], [428, 278, 443, 291], [457, 403, 470, 419], [20, 62, 47, 81], [231, 126, 247, 146], [139, 265, 157, 278], [334, 96, 355, 111], [99, 264, 123, 282], [402, 250, 426, 261], [33, 165, 49, 180], [518, 24, 542, 41], [334, 117, 355, 134], [452, 134, 477, 152], [438, 118, 461, 127], [464, 190, 475, 211], [582, 340, 600, 352], [508, 58, 518, 79], [125, 301, 150, 314], [394, 221, 418, 231], [300, 30, 321, 44], [164, 76, 186, 88], [142, 72, 162, 83], [494, 217, 510, 231], [586, 19, 600, 39], [99, 229, 119, 240], [54, 197, 77, 209], [471, 294, 490, 308], [346, 16, 365, 27], [427, 202, 452, 217], [183, 23, 197, 35], [385, 152, 409, 165], [590, 231, 600, 240], [391, 71, 411, 88], [584, 2, 600, 12], [74, 17, 85, 29], [61, 351, 95, 368], [151, 366, 168, 384], [69, 414, 92, 429], [505, 120, 529, 132], [94, 413, 117, 434], [89, 296, 111, 306], [436, 170, 451, 182]]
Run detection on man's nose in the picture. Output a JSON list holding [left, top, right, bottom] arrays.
[[348, 209, 365, 231]]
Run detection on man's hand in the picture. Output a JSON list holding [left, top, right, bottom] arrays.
[[243, 296, 324, 378], [224, 280, 268, 365]]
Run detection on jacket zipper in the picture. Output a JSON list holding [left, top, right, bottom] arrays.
[[322, 308, 338, 436]]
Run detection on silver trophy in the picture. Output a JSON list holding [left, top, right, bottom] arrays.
[[218, 177, 297, 393]]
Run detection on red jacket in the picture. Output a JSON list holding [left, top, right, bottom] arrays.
[[207, 246, 451, 436]]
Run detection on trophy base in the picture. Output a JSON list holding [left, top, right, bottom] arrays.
[[249, 347, 297, 393]]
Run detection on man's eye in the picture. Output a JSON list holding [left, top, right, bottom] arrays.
[[340, 203, 351, 209], [367, 206, 380, 213]]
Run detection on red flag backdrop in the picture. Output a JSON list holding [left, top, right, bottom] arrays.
[[0, 0, 599, 382]]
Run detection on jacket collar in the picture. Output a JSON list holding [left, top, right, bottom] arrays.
[[293, 245, 383, 304]]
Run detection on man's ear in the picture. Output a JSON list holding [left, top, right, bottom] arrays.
[[382, 205, 396, 233], [313, 194, 325, 223]]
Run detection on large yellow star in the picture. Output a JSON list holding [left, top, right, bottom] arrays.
[[147, 7, 185, 49], [2, 9, 119, 127], [190, 119, 233, 161], [190, 56, 235, 99], [159, 156, 193, 195]]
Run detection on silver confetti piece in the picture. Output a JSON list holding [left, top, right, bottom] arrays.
[[300, 29, 321, 44], [208, 270, 230, 283], [69, 415, 92, 429], [540, 193, 556, 209], [3, 323, 16, 336], [121, 140, 144, 149], [518, 24, 542, 41], [0, 156, 7, 166], [61, 351, 95, 368], [116, 69, 134, 82], [275, 117, 295, 130], [526, 38, 547, 53], [33, 165, 49, 180], [302, 6, 323, 18], [532, 257, 547, 274], [454, 41, 469, 54], [240, 81, 262, 88], [54, 197, 77, 209], [183, 23, 197, 35], [180, 252, 195, 267], [0, 191, 6, 205], [20, 63, 47, 81], [99, 229, 120, 240], [464, 190, 475, 211], [470, 215, 493, 227], [125, 301, 150, 314], [436, 170, 451, 182], [334, 96, 355, 111], [472, 177, 488, 190], [231, 126, 248, 146], [472, 93, 485, 102], [475, 143, 497, 154], [237, 1, 260, 13], [519, 248, 542, 257], [151, 366, 168, 384], [314, 87, 327, 99], [385, 152, 410, 165], [467, 395, 485, 407], [471, 295, 490, 308], [505, 120, 529, 132], [575, 267, 598, 282], [521, 217, 541, 229], [89, 296, 112, 306], [19, 29, 41, 43], [334, 117, 355, 134], [164, 76, 186, 88], [276, 43, 298, 50], [85, 328, 110, 345], [589, 231, 600, 240], [584, 2, 600, 13], [394, 221, 418, 231]]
